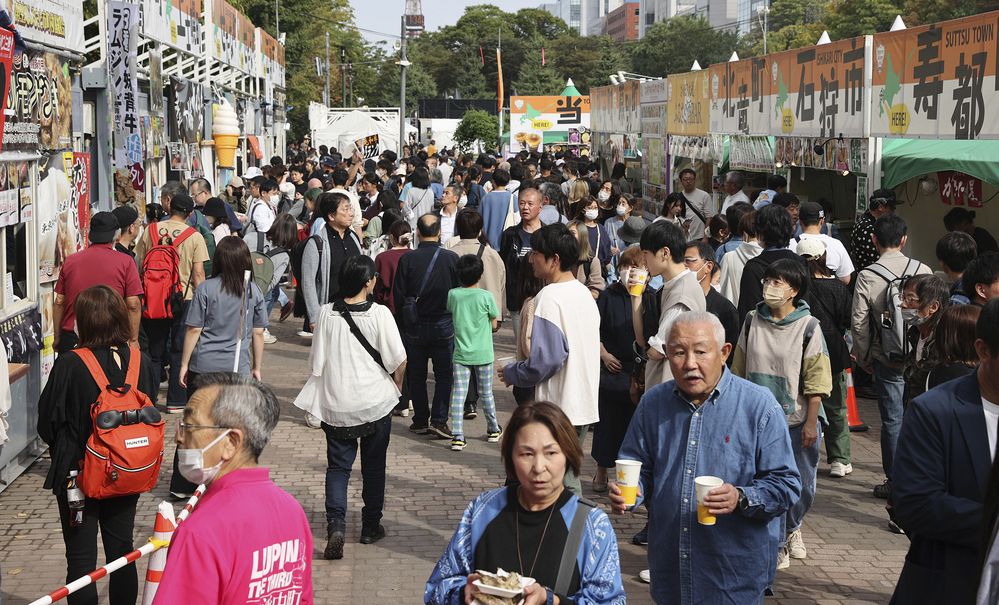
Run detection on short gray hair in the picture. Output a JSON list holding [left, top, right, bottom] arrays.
[[668, 311, 726, 350], [161, 181, 187, 201], [197, 373, 280, 460], [538, 181, 563, 205], [430, 168, 443, 184], [725, 171, 744, 188]]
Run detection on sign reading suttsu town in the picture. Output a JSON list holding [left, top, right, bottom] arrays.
[[872, 11, 999, 139]]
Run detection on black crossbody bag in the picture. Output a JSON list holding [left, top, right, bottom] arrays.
[[326, 301, 392, 440]]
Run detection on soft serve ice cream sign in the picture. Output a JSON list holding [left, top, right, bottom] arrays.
[[213, 100, 241, 169]]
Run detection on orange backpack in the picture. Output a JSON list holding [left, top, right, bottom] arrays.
[[75, 347, 165, 499]]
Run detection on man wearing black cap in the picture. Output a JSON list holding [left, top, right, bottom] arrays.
[[53, 211, 143, 353], [850, 189, 896, 271], [111, 205, 141, 258], [134, 194, 210, 411]]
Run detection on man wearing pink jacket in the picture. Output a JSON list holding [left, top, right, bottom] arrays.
[[155, 374, 313, 604]]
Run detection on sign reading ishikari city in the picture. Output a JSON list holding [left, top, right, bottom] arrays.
[[872, 10, 999, 139]]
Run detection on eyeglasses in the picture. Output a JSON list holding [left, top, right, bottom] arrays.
[[683, 257, 705, 266], [761, 278, 788, 288], [902, 294, 921, 305], [176, 419, 229, 439]]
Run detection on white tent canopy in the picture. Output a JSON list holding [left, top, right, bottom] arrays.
[[309, 104, 417, 157]]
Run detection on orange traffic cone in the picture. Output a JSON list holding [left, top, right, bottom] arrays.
[[845, 368, 869, 432], [141, 502, 177, 605]]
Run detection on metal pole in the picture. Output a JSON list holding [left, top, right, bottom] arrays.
[[763, 8, 768, 56], [497, 28, 502, 153], [399, 15, 408, 156], [275, 0, 279, 38], [341, 48, 347, 106], [324, 32, 331, 107]]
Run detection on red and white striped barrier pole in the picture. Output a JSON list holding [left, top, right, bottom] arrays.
[[28, 485, 206, 605], [139, 502, 178, 605]]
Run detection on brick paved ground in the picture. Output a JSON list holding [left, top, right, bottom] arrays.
[[0, 313, 908, 604]]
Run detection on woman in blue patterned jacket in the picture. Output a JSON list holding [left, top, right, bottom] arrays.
[[425, 401, 626, 605]]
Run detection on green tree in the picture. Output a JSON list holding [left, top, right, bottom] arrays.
[[901, 0, 977, 25], [631, 16, 737, 77], [514, 48, 565, 95], [823, 0, 901, 40], [549, 35, 630, 94], [454, 109, 499, 152]]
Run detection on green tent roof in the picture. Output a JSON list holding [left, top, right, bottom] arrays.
[[881, 138, 999, 189], [560, 78, 581, 97]]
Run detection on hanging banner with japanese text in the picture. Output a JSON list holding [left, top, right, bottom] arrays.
[[0, 29, 15, 155], [170, 76, 204, 145], [774, 136, 868, 172], [728, 136, 775, 172], [3, 51, 72, 153], [509, 95, 591, 152], [937, 171, 983, 206], [590, 80, 640, 135], [108, 1, 140, 170], [872, 11, 999, 139], [667, 71, 710, 137], [5, 0, 85, 55], [768, 36, 869, 138], [67, 152, 90, 247], [709, 57, 769, 135]]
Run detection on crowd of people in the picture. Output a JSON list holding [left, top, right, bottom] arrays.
[[32, 136, 999, 605]]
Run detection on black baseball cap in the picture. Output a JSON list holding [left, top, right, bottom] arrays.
[[203, 197, 228, 218], [88, 211, 119, 244], [798, 201, 824, 224], [171, 194, 195, 214], [111, 205, 139, 229]]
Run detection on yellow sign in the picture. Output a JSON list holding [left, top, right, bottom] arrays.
[[667, 71, 709, 136]]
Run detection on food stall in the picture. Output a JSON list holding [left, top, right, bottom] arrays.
[[667, 70, 721, 202], [639, 79, 668, 207], [0, 0, 86, 491], [508, 91, 592, 158], [871, 11, 999, 263]]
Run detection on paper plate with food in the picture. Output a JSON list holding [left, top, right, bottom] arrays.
[[472, 569, 536, 605]]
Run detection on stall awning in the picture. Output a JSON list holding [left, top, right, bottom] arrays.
[[881, 138, 999, 189]]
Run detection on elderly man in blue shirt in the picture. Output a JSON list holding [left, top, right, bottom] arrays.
[[611, 310, 801, 604]]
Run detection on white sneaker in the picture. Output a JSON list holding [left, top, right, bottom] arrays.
[[297, 330, 313, 338], [786, 529, 806, 559], [305, 412, 322, 429], [638, 569, 651, 583], [262, 329, 277, 344], [829, 462, 853, 478], [776, 546, 790, 570]]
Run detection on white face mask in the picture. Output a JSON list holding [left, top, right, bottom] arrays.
[[458, 195, 468, 208], [616, 204, 628, 216], [177, 430, 231, 486], [598, 191, 611, 202], [269, 194, 280, 205], [584, 209, 599, 221]]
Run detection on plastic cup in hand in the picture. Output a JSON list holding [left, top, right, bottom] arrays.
[[627, 268, 648, 297], [615, 459, 642, 507], [695, 476, 724, 525]]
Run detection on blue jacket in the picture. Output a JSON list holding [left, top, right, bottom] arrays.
[[618, 369, 801, 604], [891, 372, 990, 605], [425, 488, 626, 605]]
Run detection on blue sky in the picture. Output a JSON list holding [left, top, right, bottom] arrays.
[[351, 0, 543, 43]]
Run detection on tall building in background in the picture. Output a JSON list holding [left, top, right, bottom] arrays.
[[604, 1, 640, 41], [539, 0, 625, 36], [638, 0, 737, 37], [405, 0, 425, 37]]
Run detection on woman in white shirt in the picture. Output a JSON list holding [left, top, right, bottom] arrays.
[[293, 255, 407, 561], [203, 197, 232, 241]]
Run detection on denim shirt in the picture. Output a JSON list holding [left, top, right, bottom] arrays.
[[618, 369, 801, 605]]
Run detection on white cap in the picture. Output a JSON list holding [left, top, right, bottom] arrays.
[[243, 166, 263, 180]]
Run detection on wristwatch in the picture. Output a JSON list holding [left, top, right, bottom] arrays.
[[545, 587, 555, 605], [736, 488, 749, 513]]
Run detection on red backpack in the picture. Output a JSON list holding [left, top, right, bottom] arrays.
[[75, 347, 165, 499], [141, 222, 196, 320]]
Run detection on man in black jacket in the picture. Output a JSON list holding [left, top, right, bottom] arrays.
[[393, 214, 459, 438], [737, 199, 808, 322], [890, 299, 998, 604]]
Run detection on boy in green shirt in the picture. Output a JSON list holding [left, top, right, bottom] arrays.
[[447, 254, 502, 451]]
